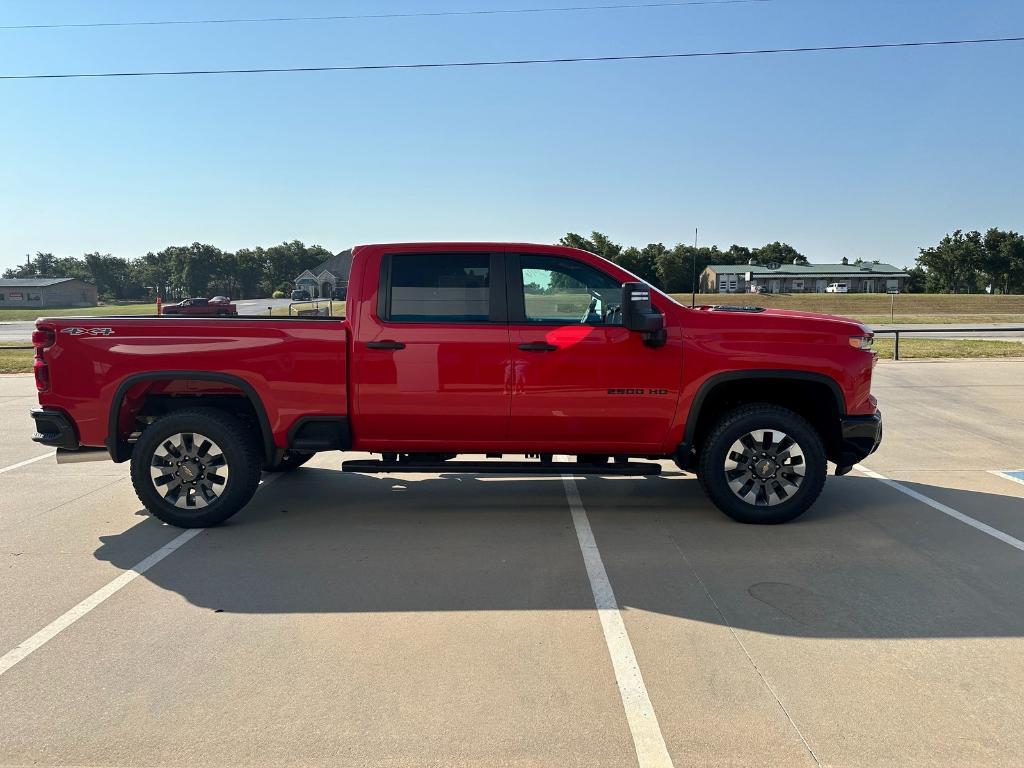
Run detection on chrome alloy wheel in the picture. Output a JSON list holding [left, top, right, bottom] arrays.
[[723, 429, 806, 507], [149, 432, 230, 509]]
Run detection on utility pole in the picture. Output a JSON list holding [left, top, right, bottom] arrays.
[[691, 227, 698, 307]]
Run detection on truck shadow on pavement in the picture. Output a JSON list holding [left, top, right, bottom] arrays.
[[93, 467, 1024, 639]]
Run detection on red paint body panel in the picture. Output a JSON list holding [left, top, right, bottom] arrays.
[[35, 242, 877, 458], [36, 318, 347, 450]]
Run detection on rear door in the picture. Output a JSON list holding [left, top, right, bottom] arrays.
[[506, 252, 682, 453], [351, 251, 512, 451]]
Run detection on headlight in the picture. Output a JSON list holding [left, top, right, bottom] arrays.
[[849, 335, 874, 350]]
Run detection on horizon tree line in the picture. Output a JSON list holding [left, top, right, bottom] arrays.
[[3, 229, 1022, 300]]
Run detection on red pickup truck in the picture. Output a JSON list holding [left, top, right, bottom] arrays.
[[29, 242, 881, 528]]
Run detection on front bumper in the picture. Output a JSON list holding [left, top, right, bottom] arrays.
[[835, 409, 883, 469], [30, 407, 80, 450]]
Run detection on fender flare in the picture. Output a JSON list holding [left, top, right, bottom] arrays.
[[683, 369, 847, 447], [106, 371, 276, 464]]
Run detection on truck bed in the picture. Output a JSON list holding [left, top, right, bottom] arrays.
[[35, 316, 349, 456]]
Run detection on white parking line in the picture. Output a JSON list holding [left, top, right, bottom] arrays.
[[560, 469, 674, 768], [0, 473, 281, 678], [855, 464, 1024, 553], [0, 528, 202, 677], [0, 451, 55, 475], [989, 470, 1024, 488]]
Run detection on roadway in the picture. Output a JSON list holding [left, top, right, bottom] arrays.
[[1, 361, 1023, 766], [871, 322, 1024, 339], [0, 299, 295, 341]]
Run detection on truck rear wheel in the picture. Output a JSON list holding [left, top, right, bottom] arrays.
[[130, 408, 263, 528], [697, 403, 826, 524]]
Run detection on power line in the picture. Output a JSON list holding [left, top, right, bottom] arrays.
[[1, 1, 772, 31], [2, 36, 1021, 80]]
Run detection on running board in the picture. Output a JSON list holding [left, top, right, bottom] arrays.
[[342, 460, 662, 476]]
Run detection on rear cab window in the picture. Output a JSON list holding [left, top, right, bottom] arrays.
[[379, 253, 505, 323]]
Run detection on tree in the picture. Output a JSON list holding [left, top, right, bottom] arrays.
[[752, 241, 806, 265], [656, 244, 721, 293], [916, 230, 985, 293], [83, 252, 145, 300], [618, 244, 664, 286], [981, 228, 1024, 294], [723, 245, 754, 265], [231, 248, 266, 299], [905, 266, 928, 293], [559, 232, 598, 254], [3, 252, 63, 279], [262, 241, 332, 295]]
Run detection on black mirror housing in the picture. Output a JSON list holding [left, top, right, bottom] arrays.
[[621, 282, 667, 346]]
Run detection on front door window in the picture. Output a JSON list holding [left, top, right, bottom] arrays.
[[518, 254, 623, 325]]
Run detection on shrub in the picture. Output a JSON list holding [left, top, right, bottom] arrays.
[[272, 290, 285, 299]]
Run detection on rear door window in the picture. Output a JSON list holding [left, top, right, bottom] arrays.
[[386, 254, 491, 322]]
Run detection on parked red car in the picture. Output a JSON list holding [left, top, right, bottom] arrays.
[[30, 242, 881, 528], [160, 296, 237, 317]]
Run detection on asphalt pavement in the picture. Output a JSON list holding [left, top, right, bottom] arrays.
[[1, 360, 1023, 767]]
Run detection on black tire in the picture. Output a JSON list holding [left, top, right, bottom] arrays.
[[697, 403, 826, 524], [263, 451, 314, 472], [130, 408, 263, 528]]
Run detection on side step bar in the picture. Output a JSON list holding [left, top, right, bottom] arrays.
[[342, 460, 662, 476]]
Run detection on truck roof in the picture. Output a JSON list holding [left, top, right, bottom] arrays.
[[352, 242, 594, 257]]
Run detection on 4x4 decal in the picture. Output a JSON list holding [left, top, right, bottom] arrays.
[[62, 327, 115, 336]]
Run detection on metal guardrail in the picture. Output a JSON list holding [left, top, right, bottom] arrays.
[[872, 327, 1024, 360]]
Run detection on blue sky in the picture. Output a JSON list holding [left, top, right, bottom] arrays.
[[1, 0, 1022, 270]]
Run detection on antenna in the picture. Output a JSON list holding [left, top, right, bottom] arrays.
[[691, 227, 698, 307]]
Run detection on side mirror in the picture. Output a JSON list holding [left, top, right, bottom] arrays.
[[621, 282, 667, 347]]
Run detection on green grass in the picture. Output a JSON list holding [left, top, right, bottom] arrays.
[[0, 302, 156, 321], [0, 342, 34, 374], [270, 301, 345, 317], [873, 338, 1024, 360], [676, 292, 1024, 325]]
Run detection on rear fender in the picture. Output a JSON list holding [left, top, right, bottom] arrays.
[[106, 371, 275, 464]]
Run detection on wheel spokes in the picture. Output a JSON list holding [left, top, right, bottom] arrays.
[[148, 432, 229, 513], [724, 428, 807, 508]]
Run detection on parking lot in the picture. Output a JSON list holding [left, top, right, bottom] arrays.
[[1, 359, 1023, 767]]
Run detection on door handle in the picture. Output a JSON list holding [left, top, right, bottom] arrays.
[[518, 342, 558, 352], [367, 340, 405, 350]]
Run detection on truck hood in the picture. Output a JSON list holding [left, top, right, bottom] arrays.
[[693, 304, 869, 334]]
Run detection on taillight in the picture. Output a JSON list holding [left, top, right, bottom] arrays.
[[32, 326, 55, 392]]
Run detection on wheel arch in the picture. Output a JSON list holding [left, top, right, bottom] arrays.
[[682, 370, 846, 467], [106, 371, 276, 465]]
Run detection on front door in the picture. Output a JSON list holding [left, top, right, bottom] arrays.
[[351, 251, 512, 451], [506, 253, 682, 453]]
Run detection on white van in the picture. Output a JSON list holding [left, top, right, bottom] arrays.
[[825, 282, 849, 293]]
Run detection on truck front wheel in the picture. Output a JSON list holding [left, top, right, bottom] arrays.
[[130, 408, 263, 528], [697, 404, 826, 524]]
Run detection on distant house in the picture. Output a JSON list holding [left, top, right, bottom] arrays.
[[0, 277, 98, 308], [294, 250, 353, 298], [701, 258, 909, 294]]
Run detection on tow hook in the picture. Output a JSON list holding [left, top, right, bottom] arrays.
[[835, 465, 854, 476]]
